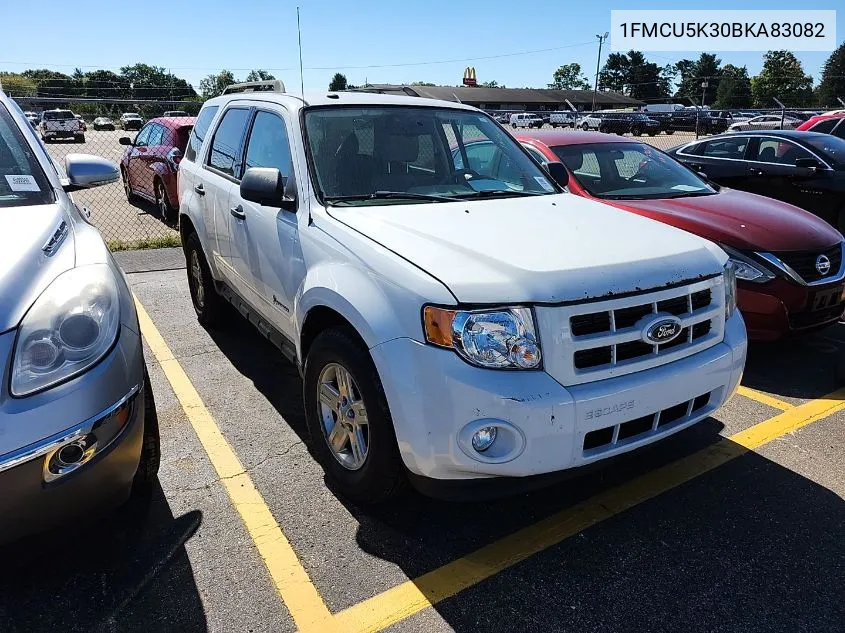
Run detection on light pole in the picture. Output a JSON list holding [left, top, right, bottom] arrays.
[[695, 79, 709, 138], [592, 32, 609, 113]]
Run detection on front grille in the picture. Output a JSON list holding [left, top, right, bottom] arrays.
[[789, 303, 845, 329], [775, 245, 842, 283], [583, 391, 712, 454], [569, 288, 716, 371]]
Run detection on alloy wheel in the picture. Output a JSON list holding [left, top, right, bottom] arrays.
[[190, 250, 205, 308], [317, 363, 369, 471]]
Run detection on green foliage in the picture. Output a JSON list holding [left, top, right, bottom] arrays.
[[816, 42, 845, 108], [0, 73, 37, 97], [674, 53, 722, 105], [199, 70, 236, 99], [329, 73, 348, 91], [411, 81, 436, 86], [751, 51, 813, 108], [246, 69, 276, 81], [714, 64, 752, 108], [107, 235, 182, 252], [598, 51, 672, 101], [548, 63, 590, 90]]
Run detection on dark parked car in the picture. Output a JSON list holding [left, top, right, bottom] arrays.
[[517, 130, 845, 341], [668, 131, 845, 232], [119, 116, 195, 222]]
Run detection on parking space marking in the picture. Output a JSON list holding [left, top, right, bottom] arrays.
[[135, 299, 339, 633], [736, 386, 794, 411], [334, 388, 845, 633]]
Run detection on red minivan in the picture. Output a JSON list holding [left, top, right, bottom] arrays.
[[120, 116, 195, 222], [514, 130, 844, 341]]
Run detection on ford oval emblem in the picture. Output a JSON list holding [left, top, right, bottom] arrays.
[[815, 254, 831, 276], [644, 317, 683, 344]]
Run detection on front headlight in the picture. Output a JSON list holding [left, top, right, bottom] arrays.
[[720, 246, 774, 284], [724, 262, 738, 319], [12, 264, 120, 396], [423, 306, 541, 369]]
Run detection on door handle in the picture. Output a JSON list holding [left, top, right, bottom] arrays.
[[230, 205, 246, 220], [194, 184, 205, 195], [749, 167, 764, 176]]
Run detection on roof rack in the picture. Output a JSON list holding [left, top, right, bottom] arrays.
[[223, 80, 286, 95]]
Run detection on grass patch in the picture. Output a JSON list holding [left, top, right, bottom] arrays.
[[108, 235, 182, 252]]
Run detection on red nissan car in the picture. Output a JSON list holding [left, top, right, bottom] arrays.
[[119, 116, 195, 222], [510, 130, 844, 341]]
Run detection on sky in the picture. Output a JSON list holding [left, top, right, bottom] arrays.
[[1, 0, 842, 93]]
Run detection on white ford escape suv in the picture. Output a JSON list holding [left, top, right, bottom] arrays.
[[178, 80, 747, 503]]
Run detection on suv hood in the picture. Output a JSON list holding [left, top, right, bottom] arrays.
[[327, 194, 725, 304], [612, 188, 842, 252], [0, 204, 75, 333]]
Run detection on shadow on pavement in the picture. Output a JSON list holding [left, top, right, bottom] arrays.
[[742, 323, 845, 399], [0, 485, 207, 633]]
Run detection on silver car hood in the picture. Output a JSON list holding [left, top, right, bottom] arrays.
[[0, 203, 75, 333]]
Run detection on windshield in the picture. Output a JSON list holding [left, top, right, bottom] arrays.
[[43, 111, 74, 121], [124, 113, 140, 119], [303, 106, 560, 205], [552, 142, 716, 200], [804, 135, 845, 166], [0, 103, 54, 207]]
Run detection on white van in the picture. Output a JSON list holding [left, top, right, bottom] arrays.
[[549, 111, 577, 128], [510, 113, 544, 128]]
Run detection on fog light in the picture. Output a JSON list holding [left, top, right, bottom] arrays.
[[471, 426, 498, 452]]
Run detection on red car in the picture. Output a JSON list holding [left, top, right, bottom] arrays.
[[511, 130, 844, 341], [119, 116, 195, 222], [796, 113, 845, 138]]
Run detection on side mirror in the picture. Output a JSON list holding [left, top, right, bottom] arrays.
[[544, 161, 569, 188], [794, 157, 821, 171], [119, 136, 132, 146], [240, 167, 297, 211], [64, 153, 119, 191]]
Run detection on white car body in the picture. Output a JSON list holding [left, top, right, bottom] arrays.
[[728, 114, 801, 132], [577, 114, 602, 130], [549, 111, 577, 128], [39, 109, 83, 141], [178, 86, 746, 497], [510, 113, 544, 128]]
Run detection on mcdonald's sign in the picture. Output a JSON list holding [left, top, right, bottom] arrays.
[[462, 66, 477, 87]]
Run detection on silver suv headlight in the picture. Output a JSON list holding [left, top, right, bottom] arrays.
[[424, 306, 542, 369], [12, 264, 120, 396]]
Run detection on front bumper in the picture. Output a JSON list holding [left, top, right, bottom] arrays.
[[0, 326, 145, 543], [738, 277, 844, 341], [370, 312, 746, 485]]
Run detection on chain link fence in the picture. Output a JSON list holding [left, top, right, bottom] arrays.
[[12, 95, 831, 250], [15, 97, 202, 249]]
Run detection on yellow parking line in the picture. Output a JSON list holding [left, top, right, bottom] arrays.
[[736, 386, 794, 411], [334, 387, 845, 633], [135, 299, 338, 633]]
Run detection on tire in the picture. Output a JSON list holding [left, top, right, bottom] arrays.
[[665, 129, 675, 135], [132, 367, 161, 495], [184, 231, 224, 327], [303, 328, 406, 504], [648, 131, 657, 137], [155, 178, 175, 223], [75, 134, 85, 143], [581, 123, 590, 131], [121, 167, 135, 202], [632, 126, 642, 137]]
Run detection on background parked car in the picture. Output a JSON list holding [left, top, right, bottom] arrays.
[[668, 131, 845, 232], [517, 130, 845, 341], [23, 111, 38, 127], [73, 113, 87, 132], [577, 113, 602, 130], [728, 114, 802, 132], [549, 111, 577, 128], [119, 115, 195, 222], [510, 113, 544, 128], [120, 112, 143, 130], [163, 110, 190, 117], [93, 116, 115, 131], [796, 113, 845, 138], [39, 109, 84, 143]]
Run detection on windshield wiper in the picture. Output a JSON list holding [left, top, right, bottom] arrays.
[[325, 191, 461, 204], [453, 189, 546, 199]]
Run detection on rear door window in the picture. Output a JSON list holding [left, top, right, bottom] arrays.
[[810, 119, 837, 134], [699, 137, 748, 159], [185, 105, 219, 162], [207, 107, 250, 178], [751, 139, 814, 165]]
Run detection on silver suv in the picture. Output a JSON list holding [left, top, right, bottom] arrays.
[[0, 92, 159, 543]]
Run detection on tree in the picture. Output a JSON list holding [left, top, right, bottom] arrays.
[[714, 64, 752, 108], [22, 69, 79, 98], [816, 42, 845, 108], [119, 63, 196, 100], [482, 80, 505, 88], [597, 51, 671, 101], [246, 69, 275, 82], [751, 51, 813, 108], [199, 70, 236, 99], [83, 69, 130, 99], [329, 73, 348, 91], [598, 53, 629, 92], [0, 73, 37, 97], [674, 53, 722, 106], [411, 81, 436, 86], [548, 63, 590, 90]]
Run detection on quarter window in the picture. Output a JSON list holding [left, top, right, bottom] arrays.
[[243, 111, 293, 181], [207, 107, 250, 177], [185, 105, 219, 162], [134, 125, 152, 147]]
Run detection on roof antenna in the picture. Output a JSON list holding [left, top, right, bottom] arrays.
[[297, 7, 305, 101]]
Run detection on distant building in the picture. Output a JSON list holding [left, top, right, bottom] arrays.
[[353, 84, 643, 111]]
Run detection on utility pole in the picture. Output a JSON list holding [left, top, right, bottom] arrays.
[[695, 79, 709, 138], [591, 32, 609, 114]]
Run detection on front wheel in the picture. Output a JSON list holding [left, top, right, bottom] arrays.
[[582, 123, 590, 131], [75, 134, 85, 143], [155, 179, 175, 223], [632, 126, 642, 136], [304, 328, 405, 504], [132, 367, 161, 495], [184, 231, 224, 326]]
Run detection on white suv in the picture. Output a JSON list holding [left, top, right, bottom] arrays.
[[178, 80, 747, 503]]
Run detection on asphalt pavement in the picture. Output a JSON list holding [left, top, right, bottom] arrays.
[[1, 252, 843, 633]]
